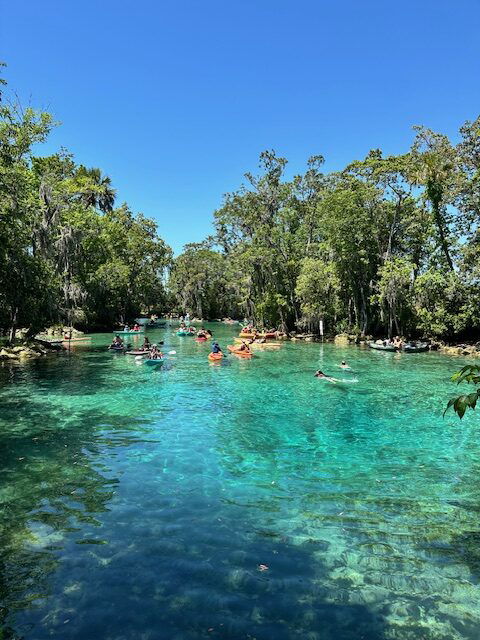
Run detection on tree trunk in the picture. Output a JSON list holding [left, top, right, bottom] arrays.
[[9, 306, 18, 343]]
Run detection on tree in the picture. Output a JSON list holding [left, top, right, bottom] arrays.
[[0, 97, 56, 340], [75, 165, 116, 213], [408, 126, 459, 271], [372, 258, 415, 338], [169, 243, 238, 320]]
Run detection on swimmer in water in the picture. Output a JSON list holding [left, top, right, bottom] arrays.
[[314, 370, 340, 383], [339, 361, 351, 370]]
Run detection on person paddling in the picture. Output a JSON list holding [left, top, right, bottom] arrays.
[[211, 342, 223, 356]]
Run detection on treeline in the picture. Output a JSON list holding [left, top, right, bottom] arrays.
[[0, 74, 172, 340], [170, 122, 480, 339], [2, 67, 479, 342]]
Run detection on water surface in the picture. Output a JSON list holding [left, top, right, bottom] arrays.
[[1, 325, 480, 639]]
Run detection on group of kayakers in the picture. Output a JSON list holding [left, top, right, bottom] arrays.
[[241, 325, 277, 334], [379, 336, 404, 348], [120, 323, 142, 332], [110, 335, 164, 359]]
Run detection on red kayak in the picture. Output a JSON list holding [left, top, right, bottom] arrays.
[[196, 336, 207, 342]]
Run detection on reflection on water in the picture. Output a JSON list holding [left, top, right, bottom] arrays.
[[1, 327, 480, 639]]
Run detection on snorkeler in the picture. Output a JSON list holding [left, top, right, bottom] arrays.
[[314, 370, 340, 383]]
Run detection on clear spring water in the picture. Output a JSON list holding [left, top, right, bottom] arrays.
[[1, 324, 480, 640]]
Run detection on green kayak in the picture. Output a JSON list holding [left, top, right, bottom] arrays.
[[144, 358, 164, 367], [113, 330, 145, 334]]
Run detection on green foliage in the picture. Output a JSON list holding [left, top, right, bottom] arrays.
[[169, 244, 239, 320], [446, 366, 480, 418], [169, 122, 480, 338], [372, 257, 415, 337], [0, 76, 172, 336], [2, 68, 480, 344]]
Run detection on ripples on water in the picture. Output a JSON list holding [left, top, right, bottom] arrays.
[[1, 326, 480, 639]]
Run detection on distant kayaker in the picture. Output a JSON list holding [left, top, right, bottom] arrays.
[[142, 337, 151, 351], [110, 335, 124, 348]]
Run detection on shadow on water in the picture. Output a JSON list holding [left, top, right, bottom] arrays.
[[0, 358, 160, 639], [0, 361, 389, 640]]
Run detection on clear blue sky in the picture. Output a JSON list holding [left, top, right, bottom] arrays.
[[2, 0, 479, 253]]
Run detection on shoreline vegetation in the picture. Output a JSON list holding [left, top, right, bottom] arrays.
[[1, 68, 480, 355]]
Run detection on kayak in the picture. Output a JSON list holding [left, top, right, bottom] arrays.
[[227, 345, 253, 358], [239, 332, 256, 339], [125, 350, 149, 355], [368, 342, 397, 352], [403, 342, 429, 353], [109, 345, 125, 351], [113, 330, 145, 334], [208, 352, 223, 362], [144, 358, 164, 366], [196, 336, 207, 342], [177, 331, 188, 336]]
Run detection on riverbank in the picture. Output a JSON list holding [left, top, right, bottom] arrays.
[[0, 340, 64, 361], [333, 333, 480, 358]]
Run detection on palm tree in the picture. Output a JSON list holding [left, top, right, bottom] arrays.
[[76, 165, 116, 213]]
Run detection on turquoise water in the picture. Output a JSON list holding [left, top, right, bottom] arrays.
[[1, 324, 480, 640]]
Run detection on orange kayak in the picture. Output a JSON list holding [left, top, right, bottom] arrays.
[[227, 345, 253, 358], [208, 352, 223, 361]]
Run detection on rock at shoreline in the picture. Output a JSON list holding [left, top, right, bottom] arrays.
[[0, 343, 53, 361], [440, 344, 480, 358]]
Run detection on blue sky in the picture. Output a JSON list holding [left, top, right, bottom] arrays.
[[2, 0, 479, 253]]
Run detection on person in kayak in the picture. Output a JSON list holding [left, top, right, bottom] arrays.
[[142, 337, 151, 351], [205, 328, 213, 337], [314, 370, 340, 383], [211, 342, 223, 355], [149, 344, 163, 359], [237, 341, 251, 353], [112, 335, 124, 347]]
